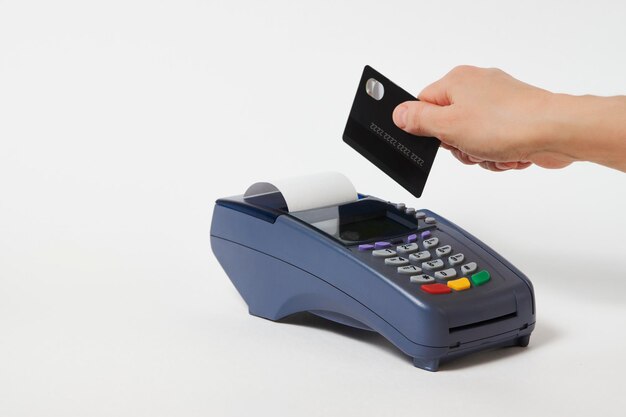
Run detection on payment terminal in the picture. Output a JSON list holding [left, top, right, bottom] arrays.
[[210, 173, 535, 371]]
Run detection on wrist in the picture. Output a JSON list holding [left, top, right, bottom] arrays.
[[520, 92, 581, 169], [542, 94, 626, 170], [540, 93, 582, 159]]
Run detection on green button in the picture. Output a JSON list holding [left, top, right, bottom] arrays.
[[471, 270, 490, 286]]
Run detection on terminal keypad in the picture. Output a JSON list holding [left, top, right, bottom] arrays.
[[360, 214, 491, 295]]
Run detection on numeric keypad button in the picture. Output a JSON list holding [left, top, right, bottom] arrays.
[[449, 253, 465, 266], [434, 268, 457, 280], [410, 274, 435, 284], [384, 257, 410, 266], [398, 265, 422, 275], [423, 238, 439, 249], [435, 245, 452, 256], [396, 243, 419, 255], [372, 248, 396, 258], [409, 251, 431, 262], [460, 262, 478, 275], [422, 259, 444, 271]]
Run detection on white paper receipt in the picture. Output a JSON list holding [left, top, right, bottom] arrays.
[[244, 172, 358, 213]]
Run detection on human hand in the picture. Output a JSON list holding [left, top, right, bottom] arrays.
[[392, 66, 575, 171]]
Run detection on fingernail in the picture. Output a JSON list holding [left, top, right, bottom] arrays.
[[393, 105, 408, 128]]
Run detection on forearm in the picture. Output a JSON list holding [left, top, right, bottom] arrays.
[[546, 94, 626, 172]]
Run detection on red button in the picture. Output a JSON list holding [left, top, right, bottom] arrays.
[[421, 283, 452, 294]]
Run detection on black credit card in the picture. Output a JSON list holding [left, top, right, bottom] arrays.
[[343, 65, 440, 198]]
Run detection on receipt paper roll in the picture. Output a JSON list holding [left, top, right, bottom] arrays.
[[244, 172, 358, 212]]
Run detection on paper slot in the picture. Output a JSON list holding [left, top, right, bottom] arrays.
[[244, 172, 358, 213]]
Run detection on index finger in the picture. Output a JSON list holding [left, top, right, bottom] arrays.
[[418, 76, 452, 106]]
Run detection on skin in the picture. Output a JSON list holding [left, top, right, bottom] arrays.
[[392, 66, 626, 172]]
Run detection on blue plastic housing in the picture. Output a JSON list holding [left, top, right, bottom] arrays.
[[210, 194, 535, 371]]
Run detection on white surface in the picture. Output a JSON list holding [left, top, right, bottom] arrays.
[[0, 1, 625, 416], [244, 172, 357, 212]]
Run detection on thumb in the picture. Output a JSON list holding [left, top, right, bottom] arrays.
[[392, 101, 447, 139]]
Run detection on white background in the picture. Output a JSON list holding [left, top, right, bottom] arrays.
[[1, 1, 625, 416]]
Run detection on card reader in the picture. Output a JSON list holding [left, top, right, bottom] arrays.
[[210, 174, 535, 371]]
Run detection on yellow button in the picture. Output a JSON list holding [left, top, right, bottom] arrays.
[[447, 277, 471, 291]]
